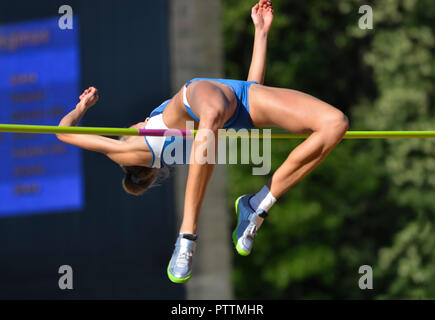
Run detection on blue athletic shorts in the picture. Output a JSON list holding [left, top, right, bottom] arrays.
[[149, 78, 258, 130]]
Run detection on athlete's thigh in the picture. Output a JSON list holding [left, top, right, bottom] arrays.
[[188, 80, 237, 123], [249, 84, 343, 133]]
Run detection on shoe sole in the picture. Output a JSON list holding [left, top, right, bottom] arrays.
[[232, 195, 250, 256], [167, 261, 192, 284]]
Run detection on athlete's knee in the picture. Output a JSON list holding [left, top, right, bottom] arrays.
[[323, 110, 349, 134], [199, 104, 226, 129], [319, 111, 349, 148], [332, 112, 349, 136], [192, 83, 228, 129]]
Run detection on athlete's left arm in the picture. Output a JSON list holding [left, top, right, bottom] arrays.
[[247, 0, 274, 84]]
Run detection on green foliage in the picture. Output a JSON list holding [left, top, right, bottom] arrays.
[[223, 0, 435, 299]]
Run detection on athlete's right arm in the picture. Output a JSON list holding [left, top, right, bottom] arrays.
[[247, 0, 274, 84], [56, 87, 130, 155]]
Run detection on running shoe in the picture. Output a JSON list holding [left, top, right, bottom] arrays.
[[232, 194, 267, 256], [167, 234, 197, 283]]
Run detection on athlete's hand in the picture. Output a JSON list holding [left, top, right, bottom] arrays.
[[251, 0, 274, 33], [78, 86, 99, 111]]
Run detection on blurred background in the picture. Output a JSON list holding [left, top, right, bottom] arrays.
[[225, 0, 435, 299], [0, 0, 434, 299]]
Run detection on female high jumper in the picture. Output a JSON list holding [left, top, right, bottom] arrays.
[[56, 0, 349, 283]]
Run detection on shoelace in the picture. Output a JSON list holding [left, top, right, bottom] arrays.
[[175, 251, 192, 266], [246, 223, 258, 239]]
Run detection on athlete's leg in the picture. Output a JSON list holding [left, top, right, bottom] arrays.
[[232, 84, 348, 256], [249, 84, 349, 199], [168, 82, 234, 282], [180, 80, 236, 234]]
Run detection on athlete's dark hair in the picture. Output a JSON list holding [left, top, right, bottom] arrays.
[[120, 164, 158, 196], [118, 135, 169, 196]]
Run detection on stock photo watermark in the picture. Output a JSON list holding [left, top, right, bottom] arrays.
[[58, 265, 73, 290], [358, 5, 373, 30], [58, 5, 73, 30], [358, 265, 373, 290], [153, 122, 272, 175]]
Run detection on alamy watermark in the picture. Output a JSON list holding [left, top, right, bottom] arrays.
[[358, 265, 373, 290], [158, 122, 272, 175], [58, 265, 73, 290], [58, 5, 73, 30], [358, 5, 373, 30]]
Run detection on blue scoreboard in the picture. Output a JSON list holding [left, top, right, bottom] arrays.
[[0, 17, 83, 217]]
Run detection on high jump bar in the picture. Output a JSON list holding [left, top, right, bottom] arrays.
[[1, 124, 435, 139]]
